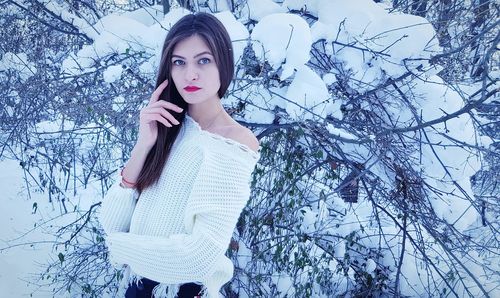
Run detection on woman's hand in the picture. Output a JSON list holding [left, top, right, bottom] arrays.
[[136, 80, 184, 150]]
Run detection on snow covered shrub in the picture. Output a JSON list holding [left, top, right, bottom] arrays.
[[1, 0, 498, 297]]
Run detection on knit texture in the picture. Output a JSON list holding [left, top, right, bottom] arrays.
[[98, 114, 260, 298]]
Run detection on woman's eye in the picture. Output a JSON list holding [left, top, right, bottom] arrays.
[[199, 58, 210, 64], [172, 60, 184, 66]]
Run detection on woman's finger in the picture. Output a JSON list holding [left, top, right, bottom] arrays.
[[149, 80, 169, 104], [142, 113, 172, 127], [150, 100, 184, 114], [142, 107, 180, 125]]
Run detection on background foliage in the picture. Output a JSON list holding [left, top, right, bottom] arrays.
[[0, 0, 498, 297]]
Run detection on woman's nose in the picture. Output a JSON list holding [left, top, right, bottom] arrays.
[[185, 66, 199, 81]]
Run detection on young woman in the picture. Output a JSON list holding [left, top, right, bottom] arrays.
[[98, 12, 260, 298]]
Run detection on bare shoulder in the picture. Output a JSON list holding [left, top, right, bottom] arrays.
[[226, 124, 260, 153]]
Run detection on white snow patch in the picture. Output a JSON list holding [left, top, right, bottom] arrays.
[[251, 13, 312, 80]]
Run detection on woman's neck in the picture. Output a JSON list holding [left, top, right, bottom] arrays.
[[187, 101, 227, 131]]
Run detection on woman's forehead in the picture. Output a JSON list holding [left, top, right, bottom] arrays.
[[172, 35, 213, 58]]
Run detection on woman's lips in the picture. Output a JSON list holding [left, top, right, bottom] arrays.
[[184, 86, 201, 92]]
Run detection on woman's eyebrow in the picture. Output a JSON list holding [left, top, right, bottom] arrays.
[[171, 51, 213, 59]]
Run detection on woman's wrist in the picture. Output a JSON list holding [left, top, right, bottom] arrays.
[[133, 142, 152, 156], [118, 143, 151, 189], [119, 181, 135, 189], [120, 167, 137, 188]]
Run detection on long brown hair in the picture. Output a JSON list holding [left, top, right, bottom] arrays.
[[134, 12, 234, 195]]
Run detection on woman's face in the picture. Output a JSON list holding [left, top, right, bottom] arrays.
[[170, 34, 221, 105]]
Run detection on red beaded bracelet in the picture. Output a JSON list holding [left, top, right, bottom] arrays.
[[120, 167, 137, 186]]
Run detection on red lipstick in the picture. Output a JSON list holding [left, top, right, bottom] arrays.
[[184, 86, 201, 92]]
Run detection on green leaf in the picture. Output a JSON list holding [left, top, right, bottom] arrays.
[[116, 270, 123, 281], [82, 284, 91, 293]]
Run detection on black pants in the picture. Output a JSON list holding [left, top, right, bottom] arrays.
[[125, 277, 202, 298]]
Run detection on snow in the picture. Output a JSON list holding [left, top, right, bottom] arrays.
[[246, 0, 286, 21], [271, 273, 295, 296], [407, 75, 482, 231], [310, 0, 441, 91], [42, 0, 100, 39], [364, 13, 442, 77], [35, 118, 76, 135], [61, 7, 190, 77], [225, 83, 284, 124], [322, 72, 336, 85], [326, 123, 358, 140], [3, 1, 496, 297], [138, 55, 158, 75], [215, 11, 250, 65], [119, 5, 164, 26], [317, 0, 387, 37], [334, 241, 346, 259], [60, 7, 250, 80], [251, 13, 312, 80], [283, 0, 322, 15], [365, 258, 376, 274], [112, 96, 127, 112], [103, 64, 123, 83], [285, 65, 330, 120], [299, 206, 316, 233], [0, 52, 37, 82], [0, 158, 54, 297]]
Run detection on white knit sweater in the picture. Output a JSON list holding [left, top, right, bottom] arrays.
[[98, 114, 260, 298]]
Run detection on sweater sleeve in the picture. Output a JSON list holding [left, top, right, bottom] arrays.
[[98, 171, 139, 235], [104, 152, 257, 284]]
